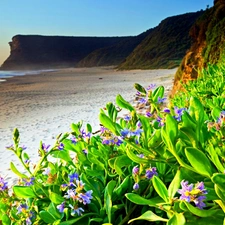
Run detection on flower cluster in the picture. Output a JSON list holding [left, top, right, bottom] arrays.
[[16, 203, 35, 225], [207, 111, 225, 131], [177, 180, 208, 209], [0, 176, 8, 192], [57, 173, 93, 216], [100, 126, 123, 146], [132, 165, 157, 191]]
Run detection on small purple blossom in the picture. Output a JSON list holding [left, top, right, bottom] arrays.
[[157, 97, 166, 104], [42, 143, 50, 152], [0, 176, 8, 191], [57, 202, 65, 213], [24, 158, 31, 164], [137, 154, 144, 158], [22, 177, 35, 186], [60, 183, 68, 191], [17, 204, 28, 214], [70, 136, 78, 144], [145, 111, 153, 117], [124, 115, 131, 121], [69, 204, 84, 216], [133, 183, 139, 190], [81, 129, 91, 139], [69, 173, 79, 183], [156, 117, 165, 126], [146, 84, 156, 91], [121, 128, 130, 137], [139, 98, 147, 104], [83, 149, 88, 154], [132, 128, 143, 136], [132, 166, 139, 175], [163, 108, 171, 113], [58, 143, 64, 150], [136, 91, 141, 96], [177, 180, 207, 209], [78, 190, 93, 205], [113, 137, 123, 146], [145, 167, 157, 179], [137, 121, 142, 128], [64, 189, 77, 200], [174, 107, 186, 121]]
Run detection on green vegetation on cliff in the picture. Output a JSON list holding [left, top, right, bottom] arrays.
[[118, 11, 203, 70], [173, 0, 225, 94]]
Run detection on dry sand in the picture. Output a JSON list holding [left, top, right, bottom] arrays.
[[0, 66, 177, 185]]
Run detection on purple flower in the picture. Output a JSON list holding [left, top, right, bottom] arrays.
[[177, 180, 207, 209], [17, 204, 28, 214], [121, 128, 130, 137], [157, 97, 166, 104], [156, 116, 165, 126], [64, 189, 77, 200], [57, 202, 65, 213], [81, 129, 91, 139], [146, 84, 156, 91], [78, 190, 93, 205], [58, 143, 64, 150], [22, 177, 35, 186], [137, 154, 144, 158], [113, 137, 123, 146], [163, 108, 170, 113], [139, 98, 147, 104], [146, 111, 153, 117], [137, 121, 142, 128], [145, 167, 157, 179], [124, 115, 131, 121], [83, 149, 88, 154], [133, 183, 139, 190], [132, 166, 139, 175], [136, 91, 141, 96], [70, 136, 78, 144], [60, 183, 68, 191], [69, 173, 79, 183], [0, 176, 8, 191], [174, 107, 186, 121], [42, 143, 50, 152], [102, 139, 111, 145], [132, 128, 143, 136], [69, 204, 84, 216], [24, 158, 31, 164]]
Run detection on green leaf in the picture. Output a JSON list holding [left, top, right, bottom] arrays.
[[212, 173, 225, 192], [128, 210, 168, 223], [189, 96, 204, 126], [1, 214, 11, 225], [152, 176, 169, 202], [168, 170, 182, 199], [181, 201, 222, 217], [167, 212, 185, 225], [115, 94, 134, 112], [104, 180, 116, 223], [125, 193, 163, 207], [47, 202, 62, 220], [114, 176, 130, 197], [49, 191, 65, 204], [211, 107, 222, 121], [165, 114, 178, 144], [87, 152, 105, 170], [50, 150, 72, 163], [126, 148, 148, 164], [134, 83, 147, 94], [99, 113, 117, 135], [10, 162, 28, 178], [152, 86, 165, 102], [185, 147, 213, 177], [215, 184, 225, 202], [59, 214, 94, 224], [39, 210, 56, 223], [13, 185, 36, 198], [114, 155, 132, 176]]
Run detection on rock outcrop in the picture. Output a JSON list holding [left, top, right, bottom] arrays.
[[1, 35, 131, 70], [172, 0, 225, 94]]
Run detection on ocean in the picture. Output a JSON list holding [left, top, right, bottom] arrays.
[[0, 69, 56, 82]]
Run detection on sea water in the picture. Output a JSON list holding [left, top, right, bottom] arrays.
[[0, 69, 56, 82]]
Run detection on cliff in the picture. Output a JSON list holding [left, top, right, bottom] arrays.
[[76, 29, 153, 67], [173, 0, 225, 94], [118, 11, 204, 70], [0, 35, 131, 70]]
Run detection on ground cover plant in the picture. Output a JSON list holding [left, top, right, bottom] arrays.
[[1, 63, 225, 224]]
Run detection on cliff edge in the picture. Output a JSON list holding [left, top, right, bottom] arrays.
[[172, 0, 225, 94]]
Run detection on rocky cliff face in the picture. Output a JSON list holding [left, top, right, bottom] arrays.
[[172, 0, 225, 94], [118, 11, 204, 70], [1, 35, 131, 70]]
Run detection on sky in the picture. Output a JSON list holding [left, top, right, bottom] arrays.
[[0, 0, 213, 66]]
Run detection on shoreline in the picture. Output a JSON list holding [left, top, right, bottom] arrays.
[[0, 66, 177, 185]]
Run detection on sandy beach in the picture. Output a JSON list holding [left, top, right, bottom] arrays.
[[0, 66, 177, 185]]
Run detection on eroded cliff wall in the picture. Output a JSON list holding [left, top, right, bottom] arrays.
[[173, 0, 225, 94]]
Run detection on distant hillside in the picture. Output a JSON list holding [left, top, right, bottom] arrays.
[[76, 29, 153, 67], [118, 11, 204, 70], [0, 35, 130, 70], [173, 0, 225, 94]]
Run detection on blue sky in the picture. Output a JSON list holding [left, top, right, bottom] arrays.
[[0, 0, 213, 66]]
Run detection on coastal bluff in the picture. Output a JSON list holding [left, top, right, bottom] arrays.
[[0, 35, 132, 70]]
